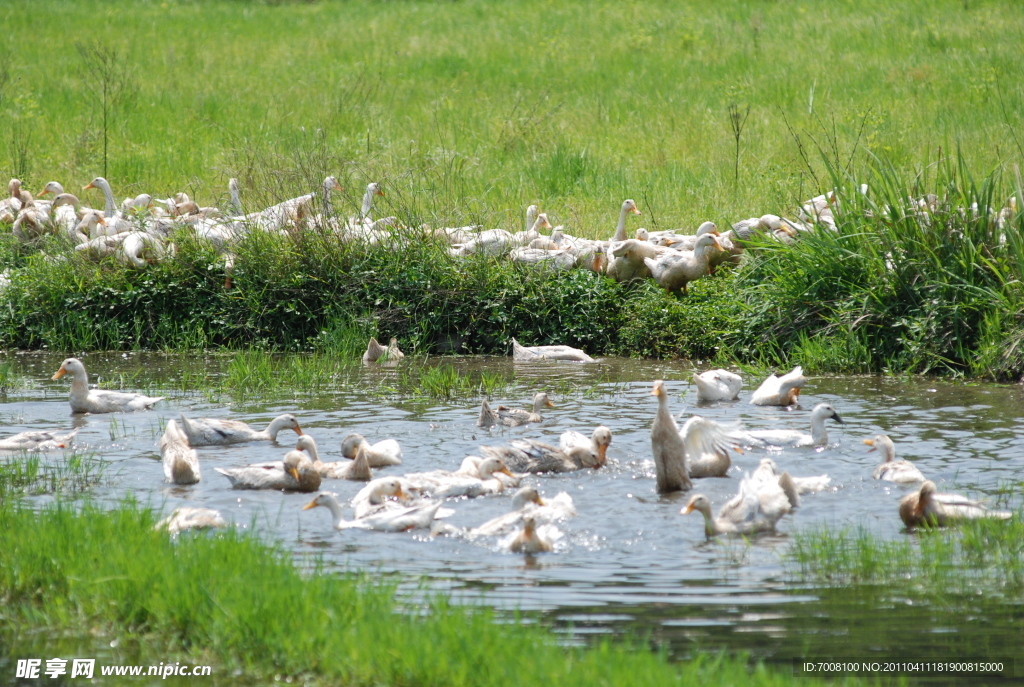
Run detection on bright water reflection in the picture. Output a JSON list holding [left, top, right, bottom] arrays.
[[5, 352, 1023, 682]]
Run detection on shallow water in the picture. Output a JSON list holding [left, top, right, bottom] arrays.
[[6, 352, 1023, 684]]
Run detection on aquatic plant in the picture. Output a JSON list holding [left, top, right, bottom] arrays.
[[0, 451, 105, 498]]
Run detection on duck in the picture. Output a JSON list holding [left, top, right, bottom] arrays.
[[693, 369, 743, 402], [0, 429, 78, 452], [753, 457, 828, 495], [246, 176, 341, 232], [508, 515, 554, 553], [604, 238, 670, 283], [178, 412, 302, 446], [403, 456, 517, 498], [479, 426, 610, 473], [52, 358, 164, 414], [511, 338, 594, 362], [682, 472, 797, 538], [155, 507, 226, 535], [865, 434, 925, 483], [313, 443, 373, 482], [303, 491, 442, 532], [679, 415, 741, 478], [81, 177, 131, 228], [749, 366, 806, 406], [227, 178, 243, 216], [352, 477, 412, 518], [660, 221, 719, 252], [477, 392, 554, 427], [340, 433, 403, 467], [736, 403, 844, 448], [470, 486, 576, 537], [161, 419, 200, 485], [644, 233, 724, 294], [649, 379, 691, 492], [214, 439, 322, 492], [610, 199, 642, 241], [899, 480, 1012, 529], [362, 337, 405, 363]]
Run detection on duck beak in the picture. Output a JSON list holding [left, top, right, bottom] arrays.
[[38, 188, 50, 196], [293, 424, 303, 435], [333, 180, 344, 191], [682, 504, 695, 514], [83, 182, 95, 191], [863, 439, 876, 451], [499, 467, 515, 478], [376, 188, 384, 196], [394, 486, 406, 499], [631, 206, 642, 215], [52, 368, 66, 380], [535, 496, 546, 506], [833, 412, 845, 424], [597, 443, 608, 465], [287, 467, 300, 481], [545, 399, 555, 408], [302, 499, 319, 510]]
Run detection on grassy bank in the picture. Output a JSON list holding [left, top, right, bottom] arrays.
[[1, 0, 1021, 230], [0, 499, 849, 686]]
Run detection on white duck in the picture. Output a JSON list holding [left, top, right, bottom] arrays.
[[693, 369, 743, 402], [403, 456, 517, 498], [649, 379, 691, 492], [610, 198, 642, 241], [753, 457, 829, 494], [865, 434, 924, 483], [313, 443, 373, 482], [679, 415, 741, 478], [736, 403, 844, 448], [899, 480, 1012, 528], [340, 433, 403, 467], [52, 358, 164, 414], [214, 440, 321, 492], [82, 177, 132, 231], [682, 472, 797, 537], [0, 429, 78, 452], [749, 366, 806, 406], [161, 419, 200, 485], [352, 477, 412, 518], [470, 486, 576, 537], [303, 491, 442, 532], [362, 337, 405, 363], [508, 515, 554, 553], [511, 338, 594, 362], [155, 507, 226, 535], [477, 392, 554, 427], [480, 426, 611, 473], [644, 233, 724, 294], [178, 413, 302, 446]]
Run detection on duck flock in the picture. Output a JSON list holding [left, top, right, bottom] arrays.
[[7, 175, 1014, 295], [13, 343, 1013, 553]]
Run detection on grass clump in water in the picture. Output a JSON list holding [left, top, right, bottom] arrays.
[[0, 451, 105, 498], [0, 500, 846, 687], [790, 515, 1024, 595]]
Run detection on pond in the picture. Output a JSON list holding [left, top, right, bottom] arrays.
[[6, 352, 1023, 684]]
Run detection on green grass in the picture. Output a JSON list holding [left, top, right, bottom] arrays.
[[0, 499, 851, 687], [1, 0, 1021, 231], [0, 451, 106, 498], [789, 514, 1024, 595]]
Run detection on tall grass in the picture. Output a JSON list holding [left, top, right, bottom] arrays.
[[0, 500, 843, 687], [731, 151, 1024, 378], [0, 451, 105, 498]]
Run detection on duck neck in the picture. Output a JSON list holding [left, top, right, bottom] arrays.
[[698, 505, 717, 537], [98, 180, 117, 218], [322, 495, 347, 528], [229, 180, 242, 216], [322, 180, 335, 217], [809, 411, 829, 445], [612, 204, 630, 242], [525, 205, 537, 233], [262, 416, 290, 441], [360, 189, 375, 220], [68, 368, 90, 400]]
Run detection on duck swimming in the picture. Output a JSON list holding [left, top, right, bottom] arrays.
[[865, 434, 925, 483], [52, 358, 164, 414], [477, 392, 554, 428], [749, 366, 806, 406], [735, 403, 844, 448], [693, 369, 743, 402], [341, 433, 403, 467], [178, 413, 302, 446], [899, 480, 1012, 529], [304, 492, 442, 532]]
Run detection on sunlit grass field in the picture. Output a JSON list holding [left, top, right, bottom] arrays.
[[1, 0, 1022, 234]]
